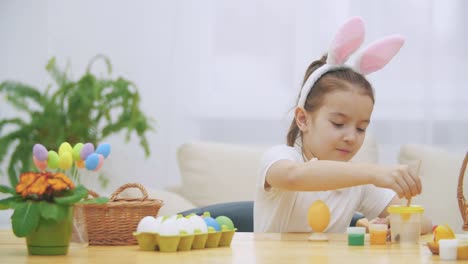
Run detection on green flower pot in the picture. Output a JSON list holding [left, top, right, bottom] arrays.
[[26, 206, 74, 255]]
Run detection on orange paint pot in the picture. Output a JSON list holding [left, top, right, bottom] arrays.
[[369, 224, 388, 245], [457, 238, 468, 260]]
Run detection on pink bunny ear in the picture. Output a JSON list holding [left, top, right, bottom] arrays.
[[326, 16, 366, 65], [354, 34, 405, 75]]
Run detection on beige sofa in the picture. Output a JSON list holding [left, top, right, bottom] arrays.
[[133, 135, 466, 232]]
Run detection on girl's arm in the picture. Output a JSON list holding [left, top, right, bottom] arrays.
[[266, 159, 421, 199]]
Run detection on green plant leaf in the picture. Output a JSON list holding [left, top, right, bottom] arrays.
[[38, 201, 69, 221], [46, 57, 68, 87], [11, 201, 40, 237], [78, 197, 109, 205], [1, 55, 155, 189], [0, 185, 16, 195], [5, 196, 24, 210], [53, 185, 88, 205], [0, 196, 22, 210]]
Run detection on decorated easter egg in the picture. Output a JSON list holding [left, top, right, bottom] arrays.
[[47, 151, 60, 169], [72, 143, 84, 161], [137, 216, 159, 233], [33, 144, 48, 161], [33, 156, 47, 171], [186, 214, 208, 233], [76, 159, 85, 168], [93, 154, 105, 171], [59, 151, 73, 170], [202, 212, 221, 231], [159, 217, 180, 236], [80, 143, 95, 160], [307, 200, 330, 232], [85, 153, 100, 170], [95, 143, 111, 158], [433, 224, 455, 244], [58, 142, 73, 156], [215, 216, 235, 230], [176, 214, 194, 234]]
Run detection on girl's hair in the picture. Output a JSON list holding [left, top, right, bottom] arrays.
[[286, 54, 375, 146]]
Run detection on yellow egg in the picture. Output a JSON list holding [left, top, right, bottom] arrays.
[[307, 200, 330, 232], [433, 224, 455, 244]]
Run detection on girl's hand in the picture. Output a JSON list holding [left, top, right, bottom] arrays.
[[374, 165, 422, 199]]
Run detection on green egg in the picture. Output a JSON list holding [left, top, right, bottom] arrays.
[[47, 150, 60, 169], [72, 143, 84, 161], [215, 216, 235, 230]]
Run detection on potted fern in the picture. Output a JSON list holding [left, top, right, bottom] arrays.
[[0, 55, 154, 188]]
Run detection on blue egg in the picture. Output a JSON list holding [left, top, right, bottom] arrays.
[[85, 153, 100, 170], [203, 217, 221, 231], [95, 143, 111, 158]]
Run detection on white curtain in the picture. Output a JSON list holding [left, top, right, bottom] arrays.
[[172, 0, 468, 163]]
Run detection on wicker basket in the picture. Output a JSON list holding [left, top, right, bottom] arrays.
[[457, 152, 468, 231], [79, 183, 164, 245]]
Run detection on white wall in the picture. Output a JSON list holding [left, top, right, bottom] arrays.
[[1, 0, 468, 228]]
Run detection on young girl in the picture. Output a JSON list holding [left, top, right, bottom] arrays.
[[254, 17, 432, 234]]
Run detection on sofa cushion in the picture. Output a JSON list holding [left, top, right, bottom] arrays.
[[177, 141, 267, 206], [176, 134, 378, 207], [398, 144, 466, 232]]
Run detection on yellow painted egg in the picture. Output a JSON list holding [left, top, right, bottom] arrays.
[[307, 200, 330, 232]]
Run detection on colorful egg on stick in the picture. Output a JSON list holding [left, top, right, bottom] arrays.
[[47, 151, 60, 169], [80, 143, 95, 160], [95, 143, 111, 158], [76, 159, 85, 168], [58, 142, 73, 156], [85, 153, 100, 170], [72, 143, 84, 161], [93, 154, 105, 171], [59, 151, 73, 170], [33, 144, 48, 161], [33, 156, 47, 171]]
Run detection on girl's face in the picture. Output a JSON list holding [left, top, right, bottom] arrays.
[[299, 89, 374, 161]]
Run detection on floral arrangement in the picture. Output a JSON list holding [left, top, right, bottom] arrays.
[[0, 141, 110, 237]]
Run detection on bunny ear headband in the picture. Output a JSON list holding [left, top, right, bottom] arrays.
[[297, 16, 405, 108]]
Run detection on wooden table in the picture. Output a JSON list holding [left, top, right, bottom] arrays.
[[0, 230, 442, 263]]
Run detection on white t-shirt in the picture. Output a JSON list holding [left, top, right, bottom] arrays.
[[254, 144, 395, 233]]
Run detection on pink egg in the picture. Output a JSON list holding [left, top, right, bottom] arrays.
[[93, 154, 105, 171], [33, 156, 47, 171]]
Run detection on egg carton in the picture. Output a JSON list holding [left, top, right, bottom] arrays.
[[133, 228, 237, 252]]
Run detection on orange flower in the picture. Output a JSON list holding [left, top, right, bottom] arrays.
[[16, 172, 38, 197], [16, 172, 75, 198], [48, 172, 75, 192]]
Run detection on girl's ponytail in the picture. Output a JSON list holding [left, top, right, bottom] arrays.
[[286, 55, 327, 147]]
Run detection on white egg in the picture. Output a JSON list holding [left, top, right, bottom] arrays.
[[158, 218, 180, 236], [187, 214, 208, 233], [166, 214, 178, 222], [136, 216, 158, 233], [154, 216, 164, 233], [176, 215, 194, 234]]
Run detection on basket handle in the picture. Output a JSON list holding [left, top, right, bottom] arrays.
[[88, 189, 99, 198], [110, 183, 149, 202], [457, 152, 468, 230]]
